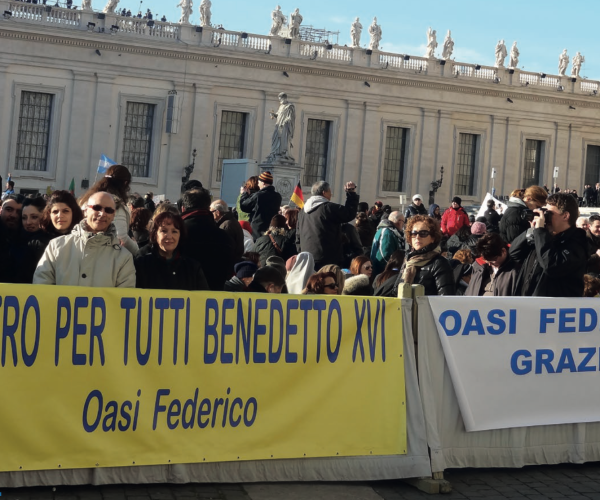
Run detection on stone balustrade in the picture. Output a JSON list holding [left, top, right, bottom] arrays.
[[1, 0, 598, 97]]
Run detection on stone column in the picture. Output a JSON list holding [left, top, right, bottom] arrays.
[[88, 75, 116, 182], [487, 115, 508, 197], [189, 85, 213, 187], [433, 110, 453, 204], [337, 100, 364, 198], [0, 64, 11, 178], [553, 122, 571, 190], [566, 125, 583, 190], [415, 108, 438, 198], [501, 117, 521, 194], [357, 102, 380, 205], [63, 71, 96, 195]]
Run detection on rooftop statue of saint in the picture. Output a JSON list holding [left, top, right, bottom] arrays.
[[351, 17, 362, 48], [442, 30, 454, 60], [268, 93, 296, 162], [103, 0, 119, 13], [571, 52, 585, 77], [199, 0, 211, 27], [368, 17, 382, 51], [425, 27, 438, 59], [495, 39, 507, 68], [177, 0, 193, 25], [270, 5, 286, 36], [558, 49, 569, 76], [81, 0, 93, 12], [288, 8, 303, 38], [509, 41, 519, 69]]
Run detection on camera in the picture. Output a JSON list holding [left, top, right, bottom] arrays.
[[522, 208, 552, 225], [521, 209, 535, 222]]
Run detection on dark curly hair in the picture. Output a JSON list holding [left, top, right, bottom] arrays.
[[404, 215, 442, 247], [130, 207, 152, 232], [40, 190, 84, 234]]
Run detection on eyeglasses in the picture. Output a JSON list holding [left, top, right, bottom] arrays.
[[324, 282, 339, 290], [88, 204, 116, 214], [410, 230, 431, 238]]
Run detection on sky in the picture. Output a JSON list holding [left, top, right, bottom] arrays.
[[127, 0, 599, 80]]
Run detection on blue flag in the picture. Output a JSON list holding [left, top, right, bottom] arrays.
[[97, 154, 116, 174]]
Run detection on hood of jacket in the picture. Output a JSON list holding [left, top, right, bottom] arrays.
[[376, 218, 396, 230], [507, 197, 527, 208], [71, 220, 120, 247], [428, 204, 440, 217], [304, 195, 329, 214], [342, 274, 372, 296]]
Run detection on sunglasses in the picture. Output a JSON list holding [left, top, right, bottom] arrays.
[[88, 204, 116, 215], [363, 266, 373, 270], [324, 282, 339, 290], [410, 230, 431, 238]]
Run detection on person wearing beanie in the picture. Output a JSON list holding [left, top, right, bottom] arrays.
[[471, 221, 487, 236], [253, 214, 297, 266], [368, 200, 385, 228], [483, 199, 501, 234], [224, 261, 258, 292], [441, 196, 470, 237], [247, 265, 286, 294], [239, 171, 282, 240], [265, 255, 287, 281], [404, 194, 428, 220]]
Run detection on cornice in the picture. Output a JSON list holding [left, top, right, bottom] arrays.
[[2, 28, 600, 110]]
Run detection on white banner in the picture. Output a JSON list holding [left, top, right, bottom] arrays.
[[427, 296, 600, 432], [476, 193, 507, 219]]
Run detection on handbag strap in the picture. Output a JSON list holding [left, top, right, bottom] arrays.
[[269, 234, 283, 255]]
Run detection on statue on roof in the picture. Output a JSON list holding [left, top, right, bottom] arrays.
[[81, 0, 93, 11], [571, 52, 585, 77], [368, 17, 382, 51], [270, 6, 286, 36], [425, 27, 438, 59], [495, 39, 507, 68], [177, 0, 193, 25], [351, 17, 362, 48], [442, 30, 454, 60], [288, 8, 302, 38], [199, 0, 211, 27], [509, 41, 519, 68], [103, 0, 119, 13]]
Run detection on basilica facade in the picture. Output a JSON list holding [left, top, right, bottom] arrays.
[[1, 1, 599, 205]]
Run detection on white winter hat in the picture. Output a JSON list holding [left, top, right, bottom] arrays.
[[412, 194, 423, 202]]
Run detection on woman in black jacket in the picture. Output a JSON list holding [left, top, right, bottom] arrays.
[[499, 186, 546, 243], [393, 215, 455, 296], [254, 215, 297, 267], [135, 212, 209, 290]]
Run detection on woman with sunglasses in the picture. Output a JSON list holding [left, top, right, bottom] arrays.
[[79, 164, 138, 256], [349, 255, 373, 281], [302, 271, 339, 295], [394, 215, 455, 296]]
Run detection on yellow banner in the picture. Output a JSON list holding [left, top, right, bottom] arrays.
[[0, 285, 406, 472]]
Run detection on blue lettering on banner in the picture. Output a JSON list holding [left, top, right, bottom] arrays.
[[438, 309, 517, 336], [511, 347, 600, 375]]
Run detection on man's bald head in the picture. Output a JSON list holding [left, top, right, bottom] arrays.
[[86, 192, 116, 233], [210, 199, 228, 221]]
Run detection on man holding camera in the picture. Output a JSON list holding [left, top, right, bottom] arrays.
[[509, 193, 587, 297], [296, 180, 359, 270]]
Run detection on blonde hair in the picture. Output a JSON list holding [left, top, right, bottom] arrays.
[[509, 189, 525, 199]]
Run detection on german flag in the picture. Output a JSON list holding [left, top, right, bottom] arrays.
[[290, 181, 304, 209]]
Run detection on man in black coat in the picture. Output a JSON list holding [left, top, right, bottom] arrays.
[[239, 171, 282, 239], [509, 193, 587, 297], [296, 180, 359, 270], [144, 192, 156, 213], [180, 188, 234, 291]]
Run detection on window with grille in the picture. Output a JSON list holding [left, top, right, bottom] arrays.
[[381, 127, 408, 192], [303, 119, 331, 186], [217, 111, 247, 182], [522, 139, 543, 187], [122, 102, 155, 177], [585, 145, 600, 186], [455, 133, 478, 196], [15, 91, 53, 171]]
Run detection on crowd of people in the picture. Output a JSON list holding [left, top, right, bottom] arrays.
[[0, 166, 595, 299]]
